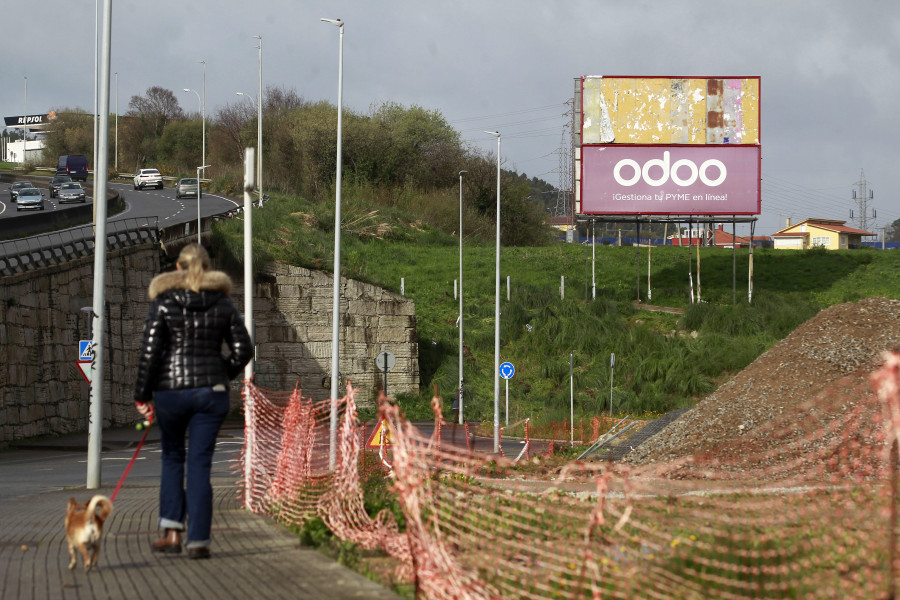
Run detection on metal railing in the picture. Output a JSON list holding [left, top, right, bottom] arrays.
[[0, 217, 159, 276]]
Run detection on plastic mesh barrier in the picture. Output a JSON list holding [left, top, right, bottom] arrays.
[[241, 351, 900, 599]]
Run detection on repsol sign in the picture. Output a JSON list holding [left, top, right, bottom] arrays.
[[4, 114, 53, 127], [580, 145, 761, 215], [613, 151, 726, 187]]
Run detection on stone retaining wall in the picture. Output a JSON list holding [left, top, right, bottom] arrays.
[[0, 245, 418, 442]]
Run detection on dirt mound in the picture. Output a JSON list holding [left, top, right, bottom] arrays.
[[625, 296, 900, 465]]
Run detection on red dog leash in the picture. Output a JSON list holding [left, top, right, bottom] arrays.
[[110, 417, 153, 503]]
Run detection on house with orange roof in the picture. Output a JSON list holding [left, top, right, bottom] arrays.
[[771, 218, 875, 250], [668, 225, 763, 248]]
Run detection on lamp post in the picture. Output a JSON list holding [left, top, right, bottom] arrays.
[[321, 16, 344, 471], [485, 130, 501, 453], [252, 35, 263, 208], [114, 71, 118, 173], [22, 76, 27, 153], [87, 0, 112, 490], [183, 88, 203, 174], [197, 164, 211, 243], [93, 0, 98, 189], [458, 170, 467, 425], [200, 60, 206, 169]]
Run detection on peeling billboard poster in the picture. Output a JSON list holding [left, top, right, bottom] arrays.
[[581, 76, 760, 146], [575, 76, 761, 216], [580, 145, 760, 215]]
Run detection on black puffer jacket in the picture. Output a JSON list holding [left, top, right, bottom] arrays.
[[133, 269, 252, 402]]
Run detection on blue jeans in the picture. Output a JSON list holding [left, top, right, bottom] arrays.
[[154, 386, 229, 549]]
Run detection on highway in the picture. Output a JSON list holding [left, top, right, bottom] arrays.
[[0, 174, 244, 228]]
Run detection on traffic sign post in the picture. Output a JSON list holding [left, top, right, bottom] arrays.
[[79, 340, 94, 361], [365, 420, 394, 449], [500, 362, 515, 426], [78, 340, 95, 384], [375, 350, 396, 397], [77, 361, 92, 384]]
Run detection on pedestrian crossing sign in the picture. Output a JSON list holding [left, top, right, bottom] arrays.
[[79, 340, 94, 360], [365, 420, 395, 449]]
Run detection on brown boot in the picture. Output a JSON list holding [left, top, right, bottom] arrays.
[[151, 529, 182, 554]]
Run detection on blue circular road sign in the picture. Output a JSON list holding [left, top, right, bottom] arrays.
[[499, 361, 515, 380]]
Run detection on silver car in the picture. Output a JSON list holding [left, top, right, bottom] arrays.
[[49, 175, 73, 198], [175, 177, 201, 199], [16, 187, 44, 211], [10, 181, 35, 202], [57, 182, 87, 204]]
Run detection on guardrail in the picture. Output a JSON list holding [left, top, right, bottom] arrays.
[[0, 203, 245, 277], [0, 217, 159, 277]]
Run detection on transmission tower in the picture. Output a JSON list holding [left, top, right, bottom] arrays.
[[553, 116, 572, 217], [851, 169, 876, 231]]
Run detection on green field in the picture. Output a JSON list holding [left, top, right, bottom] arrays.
[[210, 192, 900, 423]]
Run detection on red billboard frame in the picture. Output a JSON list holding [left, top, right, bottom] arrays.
[[577, 75, 761, 217]]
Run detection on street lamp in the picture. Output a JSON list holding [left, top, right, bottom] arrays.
[[114, 71, 118, 173], [22, 76, 27, 154], [196, 164, 211, 243], [252, 35, 263, 208], [485, 130, 501, 453], [200, 60, 206, 169], [458, 170, 467, 425], [321, 16, 344, 471], [183, 88, 204, 173], [93, 0, 99, 189]]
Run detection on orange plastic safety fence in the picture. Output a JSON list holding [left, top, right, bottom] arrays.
[[240, 351, 900, 599]]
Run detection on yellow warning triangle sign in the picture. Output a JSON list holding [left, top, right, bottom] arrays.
[[365, 419, 394, 449]]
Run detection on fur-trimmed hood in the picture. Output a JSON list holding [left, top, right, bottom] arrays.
[[148, 269, 233, 300]]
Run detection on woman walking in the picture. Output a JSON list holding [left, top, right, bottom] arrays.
[[134, 244, 252, 559]]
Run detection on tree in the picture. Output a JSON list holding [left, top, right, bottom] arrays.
[[127, 87, 183, 137], [212, 100, 255, 165], [157, 119, 203, 173], [889, 218, 900, 243], [40, 109, 94, 164], [367, 102, 463, 190], [121, 87, 184, 170]]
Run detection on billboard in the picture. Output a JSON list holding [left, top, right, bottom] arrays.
[[581, 145, 760, 215], [576, 76, 760, 216]]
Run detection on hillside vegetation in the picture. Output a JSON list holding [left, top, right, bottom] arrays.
[[32, 89, 900, 421], [211, 190, 900, 423]]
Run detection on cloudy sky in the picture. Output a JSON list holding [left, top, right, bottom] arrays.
[[2, 0, 898, 237]]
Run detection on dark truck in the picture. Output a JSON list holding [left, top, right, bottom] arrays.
[[56, 155, 89, 181]]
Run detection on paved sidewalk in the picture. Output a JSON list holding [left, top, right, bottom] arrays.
[[0, 428, 403, 600]]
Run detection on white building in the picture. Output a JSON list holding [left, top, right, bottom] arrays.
[[4, 139, 45, 164]]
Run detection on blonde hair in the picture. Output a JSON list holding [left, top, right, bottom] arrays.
[[177, 244, 211, 293]]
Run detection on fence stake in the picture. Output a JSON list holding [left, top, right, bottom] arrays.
[[609, 353, 615, 416], [569, 353, 574, 446], [891, 438, 898, 600]]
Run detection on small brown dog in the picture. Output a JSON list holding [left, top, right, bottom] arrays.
[[65, 495, 113, 571]]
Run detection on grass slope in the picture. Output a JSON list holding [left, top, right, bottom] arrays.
[[212, 192, 900, 423]]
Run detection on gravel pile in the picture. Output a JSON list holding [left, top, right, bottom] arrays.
[[624, 297, 900, 466]]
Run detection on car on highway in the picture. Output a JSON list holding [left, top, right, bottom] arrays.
[[16, 187, 44, 211], [133, 168, 163, 190], [56, 155, 89, 181], [10, 181, 35, 203], [57, 182, 87, 204], [49, 175, 73, 198], [175, 177, 201, 199]]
